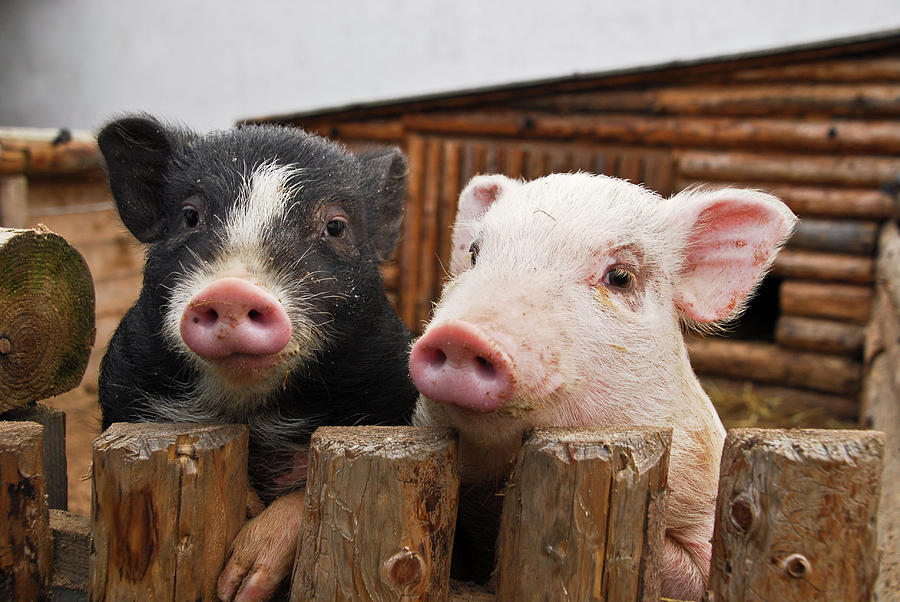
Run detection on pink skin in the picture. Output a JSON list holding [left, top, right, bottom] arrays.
[[409, 321, 517, 412], [180, 277, 291, 377]]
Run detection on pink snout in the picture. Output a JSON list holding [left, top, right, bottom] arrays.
[[180, 277, 291, 361], [409, 320, 516, 412]]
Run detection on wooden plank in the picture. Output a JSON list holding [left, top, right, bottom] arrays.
[[617, 152, 643, 182], [399, 135, 426, 332], [678, 150, 900, 187], [325, 119, 405, 143], [772, 248, 874, 283], [0, 421, 51, 599], [787, 218, 878, 254], [732, 57, 900, 82], [2, 403, 67, 510], [765, 184, 894, 219], [292, 426, 458, 601], [32, 208, 129, 246], [405, 111, 900, 153], [514, 84, 900, 117], [707, 429, 883, 600], [781, 280, 873, 324], [495, 427, 670, 601], [503, 146, 526, 179], [417, 139, 442, 328], [439, 140, 463, 280], [687, 337, 861, 396], [0, 176, 29, 228], [90, 423, 249, 600], [0, 229, 95, 411], [675, 181, 897, 219], [0, 149, 27, 175], [775, 315, 865, 355], [701, 376, 859, 422], [93, 273, 142, 318], [49, 509, 90, 598]]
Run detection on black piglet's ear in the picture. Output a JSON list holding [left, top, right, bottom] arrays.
[[97, 116, 176, 243], [359, 147, 408, 262]]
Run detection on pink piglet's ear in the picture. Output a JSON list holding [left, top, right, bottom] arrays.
[[671, 188, 797, 323], [449, 174, 518, 275]]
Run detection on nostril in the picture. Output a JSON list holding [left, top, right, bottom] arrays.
[[474, 356, 495, 378], [420, 346, 447, 368], [248, 309, 263, 322], [191, 308, 218, 325]]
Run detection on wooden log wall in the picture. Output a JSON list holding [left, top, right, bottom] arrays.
[[285, 37, 900, 420]]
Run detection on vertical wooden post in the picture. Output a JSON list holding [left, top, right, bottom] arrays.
[[292, 426, 459, 601], [50, 509, 91, 598], [0, 176, 29, 228], [495, 427, 671, 602], [0, 421, 51, 599], [3, 403, 68, 509], [90, 423, 249, 601], [706, 428, 884, 601]]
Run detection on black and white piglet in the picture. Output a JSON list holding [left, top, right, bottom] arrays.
[[97, 116, 418, 601]]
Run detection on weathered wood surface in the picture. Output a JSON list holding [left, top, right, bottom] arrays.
[[90, 423, 249, 601], [774, 315, 865, 356], [780, 280, 873, 324], [688, 337, 861, 396], [0, 421, 51, 599], [701, 376, 858, 422], [512, 84, 900, 117], [678, 150, 900, 187], [2, 403, 67, 509], [861, 219, 900, 599], [772, 248, 873, 284], [292, 426, 459, 602], [0, 228, 95, 411], [787, 218, 878, 255], [675, 182, 897, 220], [495, 427, 671, 602], [706, 429, 884, 601], [0, 138, 104, 177], [50, 509, 91, 599], [0, 175, 28, 228], [731, 56, 900, 82], [405, 111, 900, 153]]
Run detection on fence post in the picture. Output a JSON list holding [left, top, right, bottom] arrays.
[[706, 428, 884, 600], [0, 227, 95, 412], [0, 421, 51, 598], [3, 403, 67, 509], [90, 422, 249, 600], [291, 426, 459, 601], [495, 426, 671, 601]]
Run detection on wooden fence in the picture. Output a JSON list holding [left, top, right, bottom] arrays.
[[0, 420, 886, 601]]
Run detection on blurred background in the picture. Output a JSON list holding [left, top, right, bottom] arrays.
[[1, 0, 899, 556]]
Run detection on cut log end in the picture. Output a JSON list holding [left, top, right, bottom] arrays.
[[0, 228, 95, 410]]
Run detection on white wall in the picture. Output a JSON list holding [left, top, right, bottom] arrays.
[[1, 0, 899, 132]]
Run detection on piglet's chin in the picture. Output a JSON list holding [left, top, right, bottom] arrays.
[[204, 353, 287, 386]]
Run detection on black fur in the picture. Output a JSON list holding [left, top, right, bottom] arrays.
[[97, 115, 418, 501]]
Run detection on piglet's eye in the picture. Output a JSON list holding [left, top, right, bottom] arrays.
[[605, 267, 635, 290], [323, 218, 347, 238], [181, 196, 203, 230]]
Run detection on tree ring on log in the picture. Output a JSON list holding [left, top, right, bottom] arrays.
[[0, 229, 95, 410]]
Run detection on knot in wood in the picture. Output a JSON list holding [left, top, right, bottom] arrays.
[[728, 493, 757, 533], [783, 553, 811, 579], [0, 337, 10, 354], [383, 549, 426, 592]]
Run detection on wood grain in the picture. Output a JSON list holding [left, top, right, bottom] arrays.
[[706, 428, 884, 600], [495, 427, 671, 601], [90, 423, 249, 600], [292, 426, 459, 601]]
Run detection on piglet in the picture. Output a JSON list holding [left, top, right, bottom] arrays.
[[409, 173, 796, 599], [97, 116, 418, 601]]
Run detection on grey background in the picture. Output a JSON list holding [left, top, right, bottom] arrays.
[[2, 0, 899, 131]]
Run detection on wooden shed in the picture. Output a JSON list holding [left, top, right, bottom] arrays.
[[249, 32, 900, 423]]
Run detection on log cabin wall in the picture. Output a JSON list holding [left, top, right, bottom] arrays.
[[262, 34, 900, 420]]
